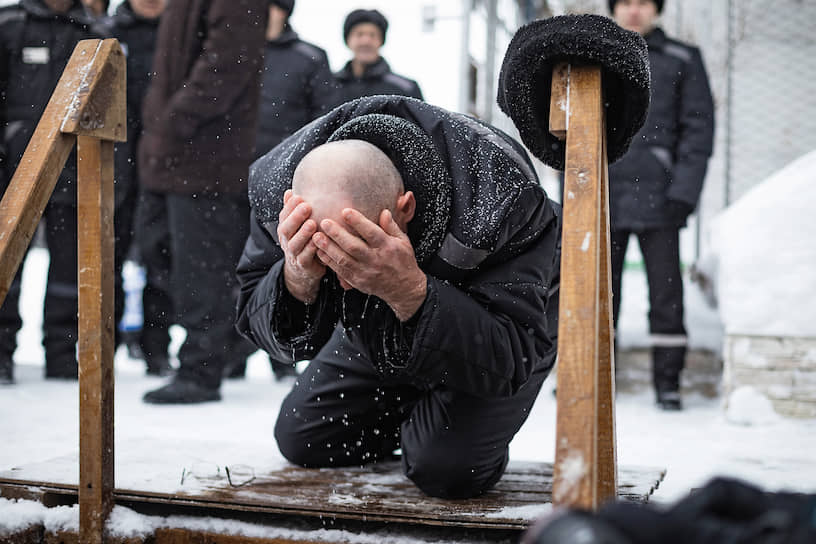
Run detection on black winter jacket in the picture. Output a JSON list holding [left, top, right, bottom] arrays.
[[0, 0, 98, 205], [333, 57, 423, 106], [97, 1, 160, 207], [236, 95, 561, 399], [608, 27, 714, 231], [255, 26, 337, 160]]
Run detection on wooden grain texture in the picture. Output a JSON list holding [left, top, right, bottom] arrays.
[[60, 39, 126, 142], [548, 62, 570, 141], [0, 461, 664, 533], [77, 136, 116, 544], [596, 123, 618, 502], [551, 64, 618, 510]]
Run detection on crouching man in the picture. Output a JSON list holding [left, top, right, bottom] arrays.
[[236, 95, 561, 499]]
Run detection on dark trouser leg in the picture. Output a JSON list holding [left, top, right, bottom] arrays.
[[42, 203, 79, 377], [166, 192, 253, 390], [275, 327, 419, 466], [609, 230, 631, 329], [0, 266, 24, 366], [113, 178, 138, 349], [275, 327, 546, 499], [135, 190, 173, 365], [637, 228, 686, 392], [400, 374, 544, 499]]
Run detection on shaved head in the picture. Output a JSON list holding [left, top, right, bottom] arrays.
[[293, 140, 406, 228]]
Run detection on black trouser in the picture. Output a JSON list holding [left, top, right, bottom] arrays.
[[164, 192, 256, 389], [134, 190, 174, 363], [0, 203, 78, 374], [610, 228, 687, 390], [274, 326, 546, 499]]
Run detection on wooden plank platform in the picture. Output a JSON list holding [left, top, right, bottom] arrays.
[[0, 459, 664, 531]]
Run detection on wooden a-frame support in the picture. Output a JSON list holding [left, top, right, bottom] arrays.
[[0, 39, 125, 543], [550, 62, 618, 510]]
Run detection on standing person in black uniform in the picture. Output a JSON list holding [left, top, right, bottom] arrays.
[[333, 9, 422, 105], [608, 0, 715, 410], [254, 0, 336, 160], [237, 95, 561, 498], [0, 0, 98, 384], [227, 0, 336, 381], [100, 0, 171, 376]]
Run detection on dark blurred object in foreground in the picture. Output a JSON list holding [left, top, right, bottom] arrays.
[[525, 477, 816, 544]]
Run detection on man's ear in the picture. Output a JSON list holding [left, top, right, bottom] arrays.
[[394, 191, 416, 230]]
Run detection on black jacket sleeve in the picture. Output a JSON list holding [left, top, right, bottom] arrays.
[[666, 47, 715, 206], [235, 210, 339, 362]]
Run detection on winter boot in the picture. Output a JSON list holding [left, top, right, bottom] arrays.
[[145, 354, 174, 377], [143, 377, 221, 404], [0, 356, 13, 385]]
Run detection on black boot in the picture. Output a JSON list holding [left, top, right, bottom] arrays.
[[145, 355, 174, 377], [143, 377, 221, 404], [0, 357, 13, 385]]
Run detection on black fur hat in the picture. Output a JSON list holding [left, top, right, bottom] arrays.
[[343, 9, 388, 44], [497, 14, 651, 170], [269, 0, 294, 14], [608, 0, 664, 14]]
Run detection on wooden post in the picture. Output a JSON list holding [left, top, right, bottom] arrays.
[[76, 136, 117, 543], [60, 39, 126, 544], [549, 62, 617, 510]]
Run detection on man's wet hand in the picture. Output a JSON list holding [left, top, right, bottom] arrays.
[[278, 190, 325, 303], [313, 208, 427, 321]]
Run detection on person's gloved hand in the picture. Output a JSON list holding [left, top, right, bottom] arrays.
[[665, 477, 816, 544], [665, 198, 695, 224]]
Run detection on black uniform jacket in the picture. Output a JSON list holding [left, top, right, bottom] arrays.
[[255, 26, 337, 160], [334, 57, 423, 106], [0, 0, 97, 204], [608, 27, 714, 231], [236, 95, 561, 399]]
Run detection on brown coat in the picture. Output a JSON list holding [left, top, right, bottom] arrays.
[[138, 0, 267, 195]]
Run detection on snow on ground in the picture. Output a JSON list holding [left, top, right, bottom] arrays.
[[2, 247, 816, 536]]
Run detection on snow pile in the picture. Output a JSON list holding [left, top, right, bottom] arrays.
[[725, 386, 780, 426], [0, 498, 78, 535], [707, 149, 816, 337]]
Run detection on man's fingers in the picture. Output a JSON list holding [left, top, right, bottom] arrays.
[[286, 218, 317, 256], [342, 208, 388, 247], [320, 217, 370, 260], [379, 209, 406, 239]]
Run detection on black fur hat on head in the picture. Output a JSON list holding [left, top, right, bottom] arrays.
[[608, 0, 664, 14], [343, 9, 388, 44], [269, 0, 294, 14], [497, 14, 651, 170]]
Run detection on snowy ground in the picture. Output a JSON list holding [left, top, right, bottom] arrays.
[[2, 248, 816, 536]]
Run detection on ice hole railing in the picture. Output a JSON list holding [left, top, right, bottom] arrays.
[[0, 39, 125, 544]]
